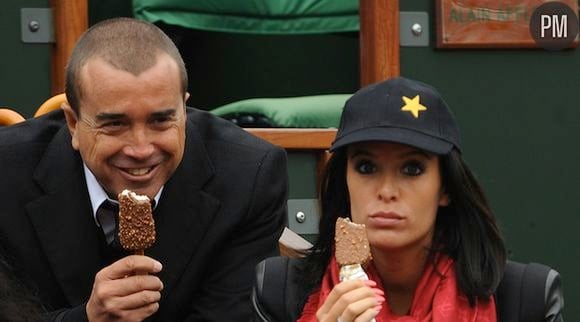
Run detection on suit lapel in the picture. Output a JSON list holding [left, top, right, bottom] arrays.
[[149, 116, 220, 298], [26, 126, 102, 305]]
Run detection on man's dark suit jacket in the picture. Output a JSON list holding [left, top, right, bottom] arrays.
[[0, 107, 288, 321]]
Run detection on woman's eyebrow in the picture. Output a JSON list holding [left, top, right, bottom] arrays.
[[400, 150, 432, 159]]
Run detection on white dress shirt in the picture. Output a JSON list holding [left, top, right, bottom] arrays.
[[83, 164, 162, 228]]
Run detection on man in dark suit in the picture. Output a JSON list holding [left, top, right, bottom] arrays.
[[0, 18, 288, 321]]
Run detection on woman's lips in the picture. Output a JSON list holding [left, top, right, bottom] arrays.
[[368, 211, 404, 227]]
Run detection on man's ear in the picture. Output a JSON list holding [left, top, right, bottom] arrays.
[[184, 92, 190, 104], [439, 191, 450, 207], [62, 102, 80, 150]]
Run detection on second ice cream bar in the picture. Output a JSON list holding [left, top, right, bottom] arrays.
[[335, 217, 372, 281]]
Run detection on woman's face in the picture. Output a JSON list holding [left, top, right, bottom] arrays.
[[346, 142, 449, 252]]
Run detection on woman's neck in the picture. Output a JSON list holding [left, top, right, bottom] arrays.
[[371, 245, 430, 315]]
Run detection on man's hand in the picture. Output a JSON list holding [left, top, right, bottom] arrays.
[[86, 255, 163, 322], [316, 280, 384, 322]]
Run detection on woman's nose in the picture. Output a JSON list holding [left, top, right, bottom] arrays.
[[377, 175, 399, 202]]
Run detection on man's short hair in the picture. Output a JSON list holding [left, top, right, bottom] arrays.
[[65, 18, 188, 114]]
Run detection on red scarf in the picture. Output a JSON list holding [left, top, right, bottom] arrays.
[[298, 254, 496, 322]]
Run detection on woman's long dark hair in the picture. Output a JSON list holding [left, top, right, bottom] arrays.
[[301, 147, 506, 305]]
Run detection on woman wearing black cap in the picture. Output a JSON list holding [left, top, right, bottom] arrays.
[[251, 77, 563, 322]]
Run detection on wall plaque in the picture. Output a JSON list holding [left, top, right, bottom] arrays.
[[436, 0, 579, 48]]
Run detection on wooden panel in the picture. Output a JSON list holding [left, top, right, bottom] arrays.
[[359, 0, 400, 86], [50, 0, 88, 95], [246, 128, 336, 150]]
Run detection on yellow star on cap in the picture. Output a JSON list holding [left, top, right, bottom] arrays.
[[401, 95, 427, 118]]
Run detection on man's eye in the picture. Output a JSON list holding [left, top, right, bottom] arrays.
[[153, 117, 168, 123], [355, 160, 376, 174], [102, 121, 124, 128], [402, 161, 424, 176], [151, 116, 172, 126]]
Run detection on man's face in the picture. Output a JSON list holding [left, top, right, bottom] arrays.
[[63, 54, 188, 199]]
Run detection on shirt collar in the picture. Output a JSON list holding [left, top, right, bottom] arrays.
[[83, 164, 163, 226]]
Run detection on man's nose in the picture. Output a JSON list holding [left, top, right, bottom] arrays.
[[122, 127, 155, 159]]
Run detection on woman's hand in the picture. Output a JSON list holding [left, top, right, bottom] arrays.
[[316, 280, 384, 322]]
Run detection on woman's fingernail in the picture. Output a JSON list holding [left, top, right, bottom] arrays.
[[375, 295, 385, 303], [363, 280, 377, 286], [372, 288, 384, 295]]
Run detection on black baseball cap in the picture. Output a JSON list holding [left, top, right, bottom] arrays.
[[330, 77, 461, 155]]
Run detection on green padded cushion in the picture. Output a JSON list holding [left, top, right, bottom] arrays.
[[210, 94, 351, 128], [133, 0, 359, 35]]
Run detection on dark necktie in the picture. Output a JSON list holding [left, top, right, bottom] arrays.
[[96, 200, 119, 246]]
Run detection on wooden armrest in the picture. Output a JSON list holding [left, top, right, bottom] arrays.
[[0, 108, 26, 126], [245, 128, 336, 150], [35, 94, 67, 117]]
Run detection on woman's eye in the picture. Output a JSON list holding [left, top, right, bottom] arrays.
[[355, 160, 376, 174], [402, 161, 424, 176]]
